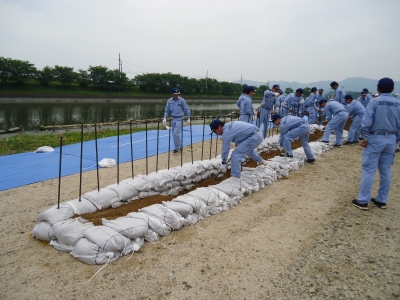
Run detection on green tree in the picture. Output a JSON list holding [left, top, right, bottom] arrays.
[[36, 66, 55, 86], [302, 87, 311, 98], [77, 69, 91, 88], [88, 65, 111, 89], [0, 57, 12, 83], [285, 87, 294, 94], [54, 65, 76, 86], [8, 58, 37, 84]]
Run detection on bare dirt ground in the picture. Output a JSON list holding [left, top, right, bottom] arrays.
[[0, 127, 399, 300]]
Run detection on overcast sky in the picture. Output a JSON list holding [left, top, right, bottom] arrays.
[[1, 0, 399, 84]]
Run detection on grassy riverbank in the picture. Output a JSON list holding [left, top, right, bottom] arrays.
[[0, 127, 151, 156], [0, 82, 263, 100]]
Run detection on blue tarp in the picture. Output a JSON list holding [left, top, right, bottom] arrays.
[[0, 125, 214, 191]]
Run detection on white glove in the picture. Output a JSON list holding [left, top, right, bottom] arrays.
[[187, 118, 190, 124], [299, 99, 305, 104], [280, 102, 284, 107], [274, 92, 279, 97], [219, 164, 227, 173], [162, 118, 166, 126]]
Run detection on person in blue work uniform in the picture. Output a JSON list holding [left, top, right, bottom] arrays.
[[209, 119, 266, 179], [163, 88, 191, 154], [304, 87, 318, 124], [257, 84, 280, 138], [357, 91, 369, 108], [275, 89, 286, 114], [319, 98, 349, 147], [315, 88, 326, 125], [282, 88, 304, 116], [352, 78, 400, 210], [237, 86, 255, 123], [344, 94, 365, 145], [271, 114, 315, 163], [330, 81, 346, 104]]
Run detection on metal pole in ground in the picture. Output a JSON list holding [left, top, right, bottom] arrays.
[[129, 120, 134, 178], [79, 123, 83, 201], [57, 135, 63, 209], [156, 119, 160, 172], [117, 120, 120, 184], [168, 118, 171, 170], [201, 116, 205, 161], [145, 120, 148, 176], [94, 122, 100, 191], [209, 129, 213, 160], [189, 118, 193, 164]]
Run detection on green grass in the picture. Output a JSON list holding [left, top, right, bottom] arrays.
[[0, 127, 153, 156]]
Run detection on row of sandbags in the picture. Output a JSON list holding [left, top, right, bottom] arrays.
[[32, 129, 347, 264]]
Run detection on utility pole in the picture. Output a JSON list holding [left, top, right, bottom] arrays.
[[206, 70, 208, 94]]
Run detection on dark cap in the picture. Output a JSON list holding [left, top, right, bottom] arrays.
[[311, 87, 317, 92], [361, 91, 367, 95], [330, 81, 338, 87], [319, 88, 324, 92], [318, 99, 327, 105], [272, 84, 280, 90], [245, 86, 256, 93], [209, 119, 224, 134], [344, 94, 353, 100], [171, 87, 180, 94], [377, 77, 394, 90], [296, 88, 304, 94], [270, 114, 282, 122], [362, 88, 369, 93]]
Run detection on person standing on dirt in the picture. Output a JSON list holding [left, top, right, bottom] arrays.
[[270, 114, 315, 163], [209, 119, 267, 180], [237, 86, 256, 123], [344, 94, 365, 145], [330, 81, 346, 104], [304, 87, 318, 124], [352, 78, 400, 210], [163, 88, 191, 154], [282, 88, 304, 117], [257, 84, 280, 138], [316, 88, 326, 125], [319, 98, 349, 147]]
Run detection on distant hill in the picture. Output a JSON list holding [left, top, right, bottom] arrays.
[[233, 77, 400, 94]]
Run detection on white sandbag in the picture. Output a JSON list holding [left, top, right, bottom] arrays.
[[122, 237, 145, 255], [98, 158, 116, 168], [179, 165, 197, 179], [36, 203, 75, 225], [71, 237, 120, 265], [50, 239, 73, 252], [164, 168, 186, 181], [139, 204, 185, 231], [180, 178, 193, 185], [182, 184, 195, 190], [197, 160, 214, 171], [187, 187, 226, 206], [102, 216, 149, 240], [172, 195, 208, 217], [201, 171, 211, 180], [32, 221, 53, 242], [209, 181, 244, 199], [210, 158, 222, 169], [112, 201, 122, 209], [162, 201, 193, 217], [82, 226, 131, 252], [107, 182, 139, 202], [192, 175, 203, 183], [206, 187, 230, 202], [148, 172, 173, 186], [49, 218, 94, 252], [67, 198, 98, 215], [138, 190, 159, 198], [144, 229, 158, 242], [34, 146, 54, 153], [82, 188, 120, 210], [127, 212, 171, 237], [122, 177, 151, 192], [207, 206, 222, 215], [183, 162, 205, 175], [137, 175, 161, 190], [161, 186, 183, 196], [183, 213, 200, 227]]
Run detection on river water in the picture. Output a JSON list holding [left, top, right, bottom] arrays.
[[0, 98, 262, 131]]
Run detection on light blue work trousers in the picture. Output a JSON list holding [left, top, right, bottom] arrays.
[[258, 108, 271, 138], [308, 107, 317, 124], [347, 114, 362, 142], [231, 130, 263, 178], [357, 134, 396, 204], [282, 124, 315, 159], [171, 117, 183, 150], [239, 114, 252, 123], [322, 112, 349, 145]]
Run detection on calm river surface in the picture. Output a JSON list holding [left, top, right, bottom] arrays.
[[0, 98, 262, 131]]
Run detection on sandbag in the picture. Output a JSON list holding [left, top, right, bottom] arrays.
[[102, 216, 149, 240], [36, 203, 75, 225], [139, 204, 185, 231], [71, 237, 120, 265], [122, 177, 151, 192], [82, 226, 131, 252], [162, 201, 193, 217], [32, 221, 53, 242], [82, 188, 120, 210], [127, 212, 171, 237], [107, 182, 139, 202], [171, 195, 208, 217]]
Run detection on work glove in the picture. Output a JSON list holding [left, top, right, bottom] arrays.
[[274, 92, 279, 97], [162, 118, 167, 126], [187, 118, 190, 124], [299, 99, 305, 104], [219, 164, 227, 173], [280, 102, 284, 107]]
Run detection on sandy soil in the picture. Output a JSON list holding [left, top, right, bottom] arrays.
[[0, 127, 399, 300]]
